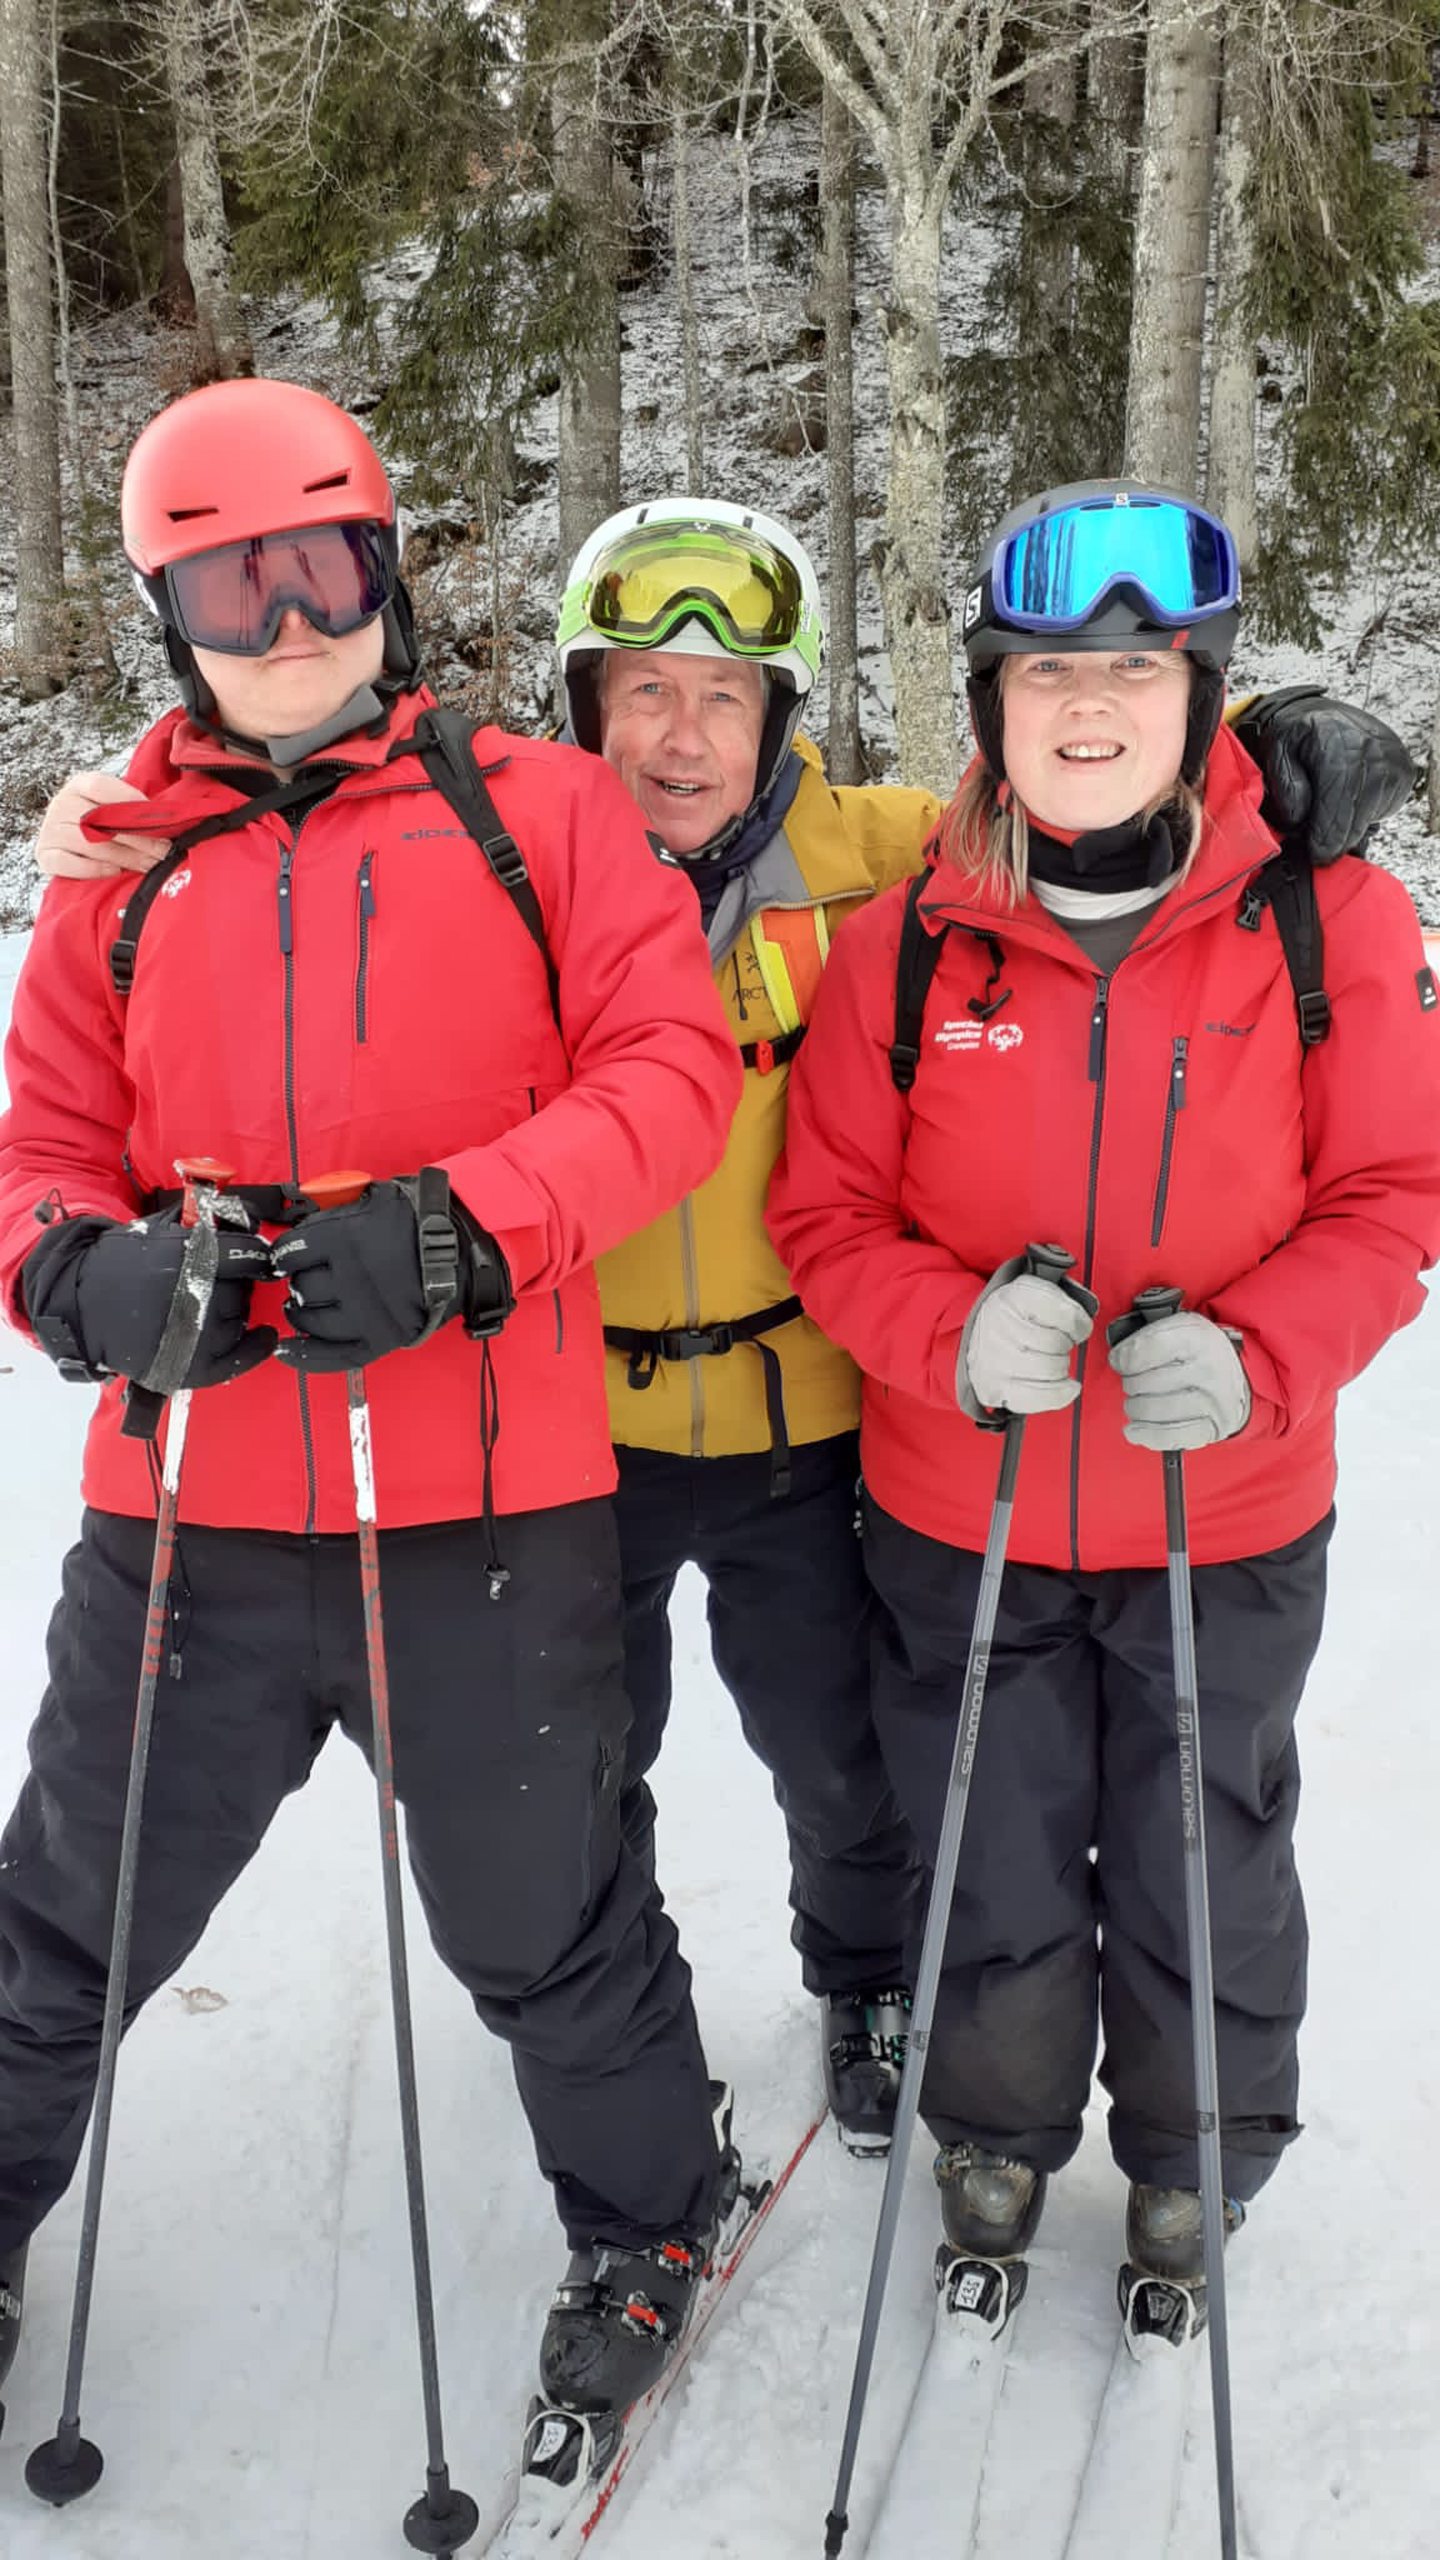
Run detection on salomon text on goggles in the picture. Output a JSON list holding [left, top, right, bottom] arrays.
[[992, 495, 1240, 637], [138, 520, 396, 656], [582, 521, 806, 655]]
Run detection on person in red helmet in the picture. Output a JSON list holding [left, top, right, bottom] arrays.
[[768, 480, 1440, 2339], [0, 379, 744, 2442]]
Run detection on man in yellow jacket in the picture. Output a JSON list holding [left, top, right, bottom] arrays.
[[558, 500, 933, 2150], [35, 492, 1415, 2154]]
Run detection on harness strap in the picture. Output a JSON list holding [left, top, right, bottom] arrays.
[[110, 769, 345, 997], [737, 1025, 806, 1075], [403, 707, 564, 1031], [890, 873, 948, 1091], [1236, 847, 1331, 1045], [603, 1296, 804, 1497]]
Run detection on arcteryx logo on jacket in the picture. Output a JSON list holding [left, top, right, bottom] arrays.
[[767, 724, 1440, 1573], [0, 694, 741, 1534]]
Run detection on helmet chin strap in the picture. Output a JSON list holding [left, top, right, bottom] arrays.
[[186, 682, 389, 768]]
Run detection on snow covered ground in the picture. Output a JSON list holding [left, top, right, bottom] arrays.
[[1, 923, 1439, 2559]]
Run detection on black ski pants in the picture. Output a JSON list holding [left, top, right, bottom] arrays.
[[0, 1504, 720, 2261], [615, 1435, 921, 1997], [864, 1495, 1333, 2202]]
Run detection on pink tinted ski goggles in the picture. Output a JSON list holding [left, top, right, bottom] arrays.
[[142, 520, 396, 656]]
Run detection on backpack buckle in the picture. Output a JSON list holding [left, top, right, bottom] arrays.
[[1296, 988, 1331, 1046]]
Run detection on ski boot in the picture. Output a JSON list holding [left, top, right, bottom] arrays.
[[537, 2085, 741, 2430], [932, 2146, 1043, 2341], [1119, 2182, 1246, 2353], [0, 2243, 28, 2433], [822, 1985, 911, 2157]]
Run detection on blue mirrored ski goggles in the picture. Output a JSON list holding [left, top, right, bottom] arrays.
[[994, 498, 1240, 634]]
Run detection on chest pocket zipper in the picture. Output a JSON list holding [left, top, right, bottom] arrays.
[[355, 852, 376, 1043], [1150, 1036, 1188, 1248]]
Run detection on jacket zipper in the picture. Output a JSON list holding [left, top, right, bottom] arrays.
[[1150, 1037, 1189, 1249], [277, 834, 319, 1532], [1071, 974, 1111, 1573], [355, 852, 376, 1043]]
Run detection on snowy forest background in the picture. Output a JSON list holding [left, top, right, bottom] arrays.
[[2, 0, 1440, 918]]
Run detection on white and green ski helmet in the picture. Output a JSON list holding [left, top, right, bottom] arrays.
[[556, 496, 824, 806]]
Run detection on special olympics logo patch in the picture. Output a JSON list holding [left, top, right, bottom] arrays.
[[987, 1019, 1024, 1052]]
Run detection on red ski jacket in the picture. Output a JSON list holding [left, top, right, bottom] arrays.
[[767, 725, 1440, 1570], [0, 694, 741, 1532]]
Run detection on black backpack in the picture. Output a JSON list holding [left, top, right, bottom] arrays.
[[107, 707, 561, 1028], [888, 847, 1335, 1093]]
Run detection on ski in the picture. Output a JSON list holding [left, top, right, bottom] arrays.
[[864, 2252, 1027, 2560], [484, 2105, 827, 2556], [1060, 2267, 1205, 2559]]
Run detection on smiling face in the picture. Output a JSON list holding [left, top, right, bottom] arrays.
[[192, 608, 387, 744], [999, 647, 1194, 832], [597, 647, 767, 854]]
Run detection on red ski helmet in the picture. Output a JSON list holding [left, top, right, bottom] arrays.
[[121, 380, 423, 714]]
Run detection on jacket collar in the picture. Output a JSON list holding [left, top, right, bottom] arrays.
[[82, 690, 441, 848], [919, 723, 1278, 963]]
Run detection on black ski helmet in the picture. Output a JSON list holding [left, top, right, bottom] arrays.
[[960, 479, 1241, 788]]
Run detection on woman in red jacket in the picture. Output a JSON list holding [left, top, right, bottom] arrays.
[[0, 380, 744, 2443], [768, 480, 1440, 2321]]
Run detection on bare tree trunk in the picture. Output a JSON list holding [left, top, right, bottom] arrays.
[[1430, 677, 1440, 838], [0, 0, 67, 696], [671, 104, 705, 492], [156, 157, 196, 318], [1206, 15, 1258, 567], [1015, 36, 1078, 490], [1123, 0, 1221, 485], [554, 8, 621, 570], [819, 81, 862, 781], [1089, 0, 1143, 196], [165, 0, 250, 381], [881, 168, 955, 794]]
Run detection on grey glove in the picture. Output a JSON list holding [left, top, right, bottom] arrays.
[[1109, 1311, 1251, 1451], [958, 1270, 1094, 1418]]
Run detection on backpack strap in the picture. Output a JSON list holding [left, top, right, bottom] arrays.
[[890, 873, 950, 1091], [406, 707, 563, 1030], [109, 767, 346, 997], [1237, 847, 1330, 1046]]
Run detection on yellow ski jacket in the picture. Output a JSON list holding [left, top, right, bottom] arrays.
[[598, 735, 940, 1462]]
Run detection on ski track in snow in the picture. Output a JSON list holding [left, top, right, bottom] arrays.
[[1, 925, 1439, 2556]]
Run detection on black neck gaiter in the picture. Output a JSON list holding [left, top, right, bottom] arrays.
[[1025, 806, 1183, 895]]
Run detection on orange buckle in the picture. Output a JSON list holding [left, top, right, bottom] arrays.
[[753, 1038, 776, 1075]]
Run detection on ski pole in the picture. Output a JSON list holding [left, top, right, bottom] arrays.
[[298, 1173, 478, 2557], [1109, 1283, 1238, 2560], [27, 1157, 238, 2508], [823, 1242, 1095, 2559]]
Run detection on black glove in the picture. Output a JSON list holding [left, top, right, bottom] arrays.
[[22, 1209, 276, 1389], [1234, 685, 1415, 863], [271, 1169, 513, 1373]]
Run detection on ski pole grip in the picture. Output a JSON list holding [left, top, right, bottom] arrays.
[[122, 1158, 237, 1441], [300, 1169, 372, 1211], [1023, 1239, 1099, 1320], [1107, 1281, 1185, 1350], [175, 1155, 235, 1228]]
